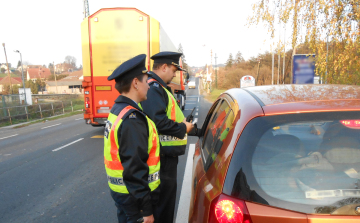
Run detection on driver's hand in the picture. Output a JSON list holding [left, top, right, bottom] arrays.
[[143, 215, 154, 223]]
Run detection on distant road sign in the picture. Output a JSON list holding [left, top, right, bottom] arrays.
[[292, 54, 316, 84], [240, 75, 255, 88]]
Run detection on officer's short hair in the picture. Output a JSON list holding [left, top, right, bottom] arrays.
[[115, 74, 146, 94], [152, 62, 172, 70]]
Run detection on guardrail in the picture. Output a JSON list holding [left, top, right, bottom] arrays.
[[0, 100, 84, 126]]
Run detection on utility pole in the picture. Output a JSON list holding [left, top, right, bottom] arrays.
[[2, 43, 12, 94], [215, 53, 218, 89], [325, 35, 328, 84], [83, 0, 90, 19], [283, 27, 286, 84], [272, 49, 274, 85], [256, 57, 261, 85], [54, 61, 58, 94], [14, 50, 27, 107], [278, 24, 281, 85]]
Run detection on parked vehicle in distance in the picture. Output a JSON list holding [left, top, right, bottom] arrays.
[[189, 84, 360, 223], [188, 81, 196, 89]]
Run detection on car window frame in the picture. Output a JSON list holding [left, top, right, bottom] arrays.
[[200, 97, 233, 170]]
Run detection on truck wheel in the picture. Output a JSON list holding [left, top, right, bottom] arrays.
[[91, 124, 105, 127]]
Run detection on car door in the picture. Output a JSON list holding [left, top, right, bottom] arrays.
[[189, 96, 237, 222]]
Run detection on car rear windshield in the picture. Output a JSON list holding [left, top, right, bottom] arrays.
[[223, 111, 360, 215]]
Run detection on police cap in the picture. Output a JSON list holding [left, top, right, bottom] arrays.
[[150, 51, 185, 71], [107, 54, 151, 81]]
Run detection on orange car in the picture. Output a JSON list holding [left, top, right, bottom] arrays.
[[189, 85, 360, 223]]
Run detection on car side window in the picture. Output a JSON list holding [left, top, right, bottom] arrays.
[[202, 100, 232, 171]]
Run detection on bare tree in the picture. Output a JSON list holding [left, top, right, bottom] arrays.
[[65, 55, 77, 67]]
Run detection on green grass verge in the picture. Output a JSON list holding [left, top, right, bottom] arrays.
[[0, 73, 20, 77], [204, 89, 227, 102], [12, 110, 84, 129]]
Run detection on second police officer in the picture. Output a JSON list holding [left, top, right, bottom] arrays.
[[140, 52, 195, 223], [104, 54, 161, 223]]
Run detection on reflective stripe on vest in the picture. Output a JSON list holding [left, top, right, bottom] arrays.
[[104, 105, 160, 194], [107, 171, 160, 186], [147, 79, 187, 147]]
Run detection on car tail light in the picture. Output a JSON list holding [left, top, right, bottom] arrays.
[[340, 120, 360, 129], [209, 194, 252, 223], [177, 99, 180, 103], [85, 97, 90, 108]]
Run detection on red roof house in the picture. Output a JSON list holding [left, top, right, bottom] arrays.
[[27, 68, 51, 82]]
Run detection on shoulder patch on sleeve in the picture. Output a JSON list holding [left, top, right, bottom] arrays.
[[153, 82, 159, 88], [129, 112, 136, 119]]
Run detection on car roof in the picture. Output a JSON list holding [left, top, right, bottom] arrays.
[[225, 84, 360, 116]]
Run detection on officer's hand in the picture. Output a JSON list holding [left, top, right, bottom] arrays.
[[183, 120, 194, 133], [188, 123, 202, 137], [143, 214, 154, 223]]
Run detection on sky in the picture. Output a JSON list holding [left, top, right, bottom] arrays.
[[1, 0, 279, 68]]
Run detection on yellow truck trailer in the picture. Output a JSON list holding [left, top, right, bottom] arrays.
[[81, 7, 187, 126]]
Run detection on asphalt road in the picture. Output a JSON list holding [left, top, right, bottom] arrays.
[[0, 77, 212, 223]]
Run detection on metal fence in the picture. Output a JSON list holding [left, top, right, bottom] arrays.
[[0, 95, 84, 126], [0, 94, 82, 108]]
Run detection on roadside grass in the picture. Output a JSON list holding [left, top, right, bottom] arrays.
[[0, 73, 20, 77], [11, 110, 84, 129], [204, 89, 227, 102]]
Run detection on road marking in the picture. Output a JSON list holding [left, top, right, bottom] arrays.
[[91, 135, 104, 138], [186, 102, 196, 104], [195, 112, 198, 116], [52, 138, 84, 152], [0, 134, 18, 140], [4, 154, 11, 156], [175, 144, 195, 223], [75, 118, 83, 121], [192, 118, 198, 124], [196, 108, 199, 111], [186, 96, 198, 98], [41, 123, 61, 129], [198, 97, 199, 102]]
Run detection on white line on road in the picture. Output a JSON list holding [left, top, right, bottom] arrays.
[[52, 138, 84, 152], [42, 123, 62, 129], [185, 109, 193, 111], [186, 96, 198, 98], [195, 112, 198, 116], [41, 123, 62, 129], [175, 144, 195, 223], [198, 97, 199, 102], [0, 134, 18, 140], [186, 103, 196, 104], [74, 118, 83, 121], [192, 118, 198, 125]]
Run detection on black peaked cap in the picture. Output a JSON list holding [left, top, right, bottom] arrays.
[[108, 54, 151, 81], [150, 51, 185, 71]]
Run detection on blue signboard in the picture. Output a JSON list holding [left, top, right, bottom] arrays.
[[292, 54, 316, 84]]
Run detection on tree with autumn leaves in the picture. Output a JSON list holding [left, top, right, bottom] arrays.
[[248, 0, 360, 85]]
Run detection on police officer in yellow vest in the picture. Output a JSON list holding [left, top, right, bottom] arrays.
[[104, 54, 161, 223], [140, 52, 194, 223]]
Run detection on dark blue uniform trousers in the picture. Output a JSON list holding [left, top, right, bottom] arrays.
[[153, 156, 178, 223]]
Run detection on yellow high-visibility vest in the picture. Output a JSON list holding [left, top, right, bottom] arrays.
[[145, 79, 187, 147], [104, 105, 160, 193]]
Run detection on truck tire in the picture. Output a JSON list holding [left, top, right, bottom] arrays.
[[91, 124, 105, 127]]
